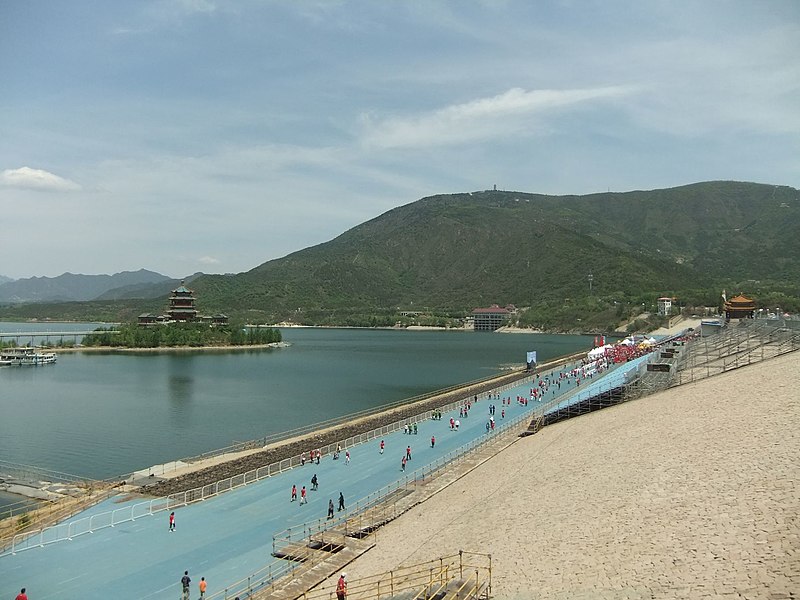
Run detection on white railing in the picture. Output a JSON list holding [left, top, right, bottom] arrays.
[[3, 358, 579, 559]]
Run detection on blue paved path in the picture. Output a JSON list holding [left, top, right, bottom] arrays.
[[1, 356, 632, 599]]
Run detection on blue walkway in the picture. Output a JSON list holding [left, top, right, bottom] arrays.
[[543, 353, 652, 415], [1, 357, 619, 599]]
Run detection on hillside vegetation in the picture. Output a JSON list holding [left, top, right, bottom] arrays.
[[3, 181, 798, 332]]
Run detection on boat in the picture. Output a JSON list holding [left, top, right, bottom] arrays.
[[0, 347, 57, 366]]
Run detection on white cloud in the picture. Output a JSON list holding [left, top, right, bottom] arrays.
[[174, 0, 216, 14], [0, 167, 82, 192], [198, 256, 221, 265], [360, 86, 637, 149]]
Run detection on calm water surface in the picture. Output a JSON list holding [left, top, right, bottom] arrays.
[[0, 325, 591, 479]]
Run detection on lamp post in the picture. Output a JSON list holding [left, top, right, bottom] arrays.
[[588, 273, 593, 294]]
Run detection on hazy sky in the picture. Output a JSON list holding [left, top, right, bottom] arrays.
[[1, 1, 798, 279]]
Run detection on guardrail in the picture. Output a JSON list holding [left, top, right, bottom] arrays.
[[214, 412, 530, 599], [2, 360, 548, 559], [138, 367, 537, 479], [134, 351, 587, 481], [1, 351, 588, 600], [0, 459, 95, 485], [0, 485, 120, 555], [299, 550, 492, 600]]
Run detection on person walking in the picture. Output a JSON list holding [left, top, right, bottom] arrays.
[[401, 456, 406, 471], [181, 571, 191, 600], [431, 435, 435, 448], [327, 498, 335, 520], [336, 573, 347, 600], [311, 473, 318, 490], [15, 589, 27, 600], [338, 491, 345, 511], [345, 450, 350, 465], [291, 484, 297, 502], [380, 440, 385, 454], [199, 576, 207, 599], [300, 485, 307, 505], [169, 511, 176, 532], [406, 445, 411, 461]]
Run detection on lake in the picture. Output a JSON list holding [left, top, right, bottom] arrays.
[[0, 325, 591, 479]]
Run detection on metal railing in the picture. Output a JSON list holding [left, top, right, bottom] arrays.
[[1, 360, 551, 559], [298, 551, 492, 600], [211, 413, 529, 599], [0, 485, 120, 555], [674, 320, 800, 386], [0, 459, 95, 485], [136, 351, 586, 480]]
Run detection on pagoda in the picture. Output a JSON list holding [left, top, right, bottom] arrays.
[[138, 280, 228, 326], [724, 294, 756, 320], [168, 281, 198, 321]]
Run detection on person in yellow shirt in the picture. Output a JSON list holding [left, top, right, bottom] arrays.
[[199, 576, 207, 598]]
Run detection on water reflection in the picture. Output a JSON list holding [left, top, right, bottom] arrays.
[[167, 356, 194, 424]]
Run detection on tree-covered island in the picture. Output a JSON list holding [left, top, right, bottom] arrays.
[[81, 322, 281, 349]]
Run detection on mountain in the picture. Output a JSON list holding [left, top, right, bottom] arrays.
[[186, 181, 799, 323], [0, 269, 172, 303], [0, 275, 13, 285], [93, 272, 205, 301], [1, 181, 797, 330]]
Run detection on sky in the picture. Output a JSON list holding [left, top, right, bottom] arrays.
[[1, 0, 799, 280]]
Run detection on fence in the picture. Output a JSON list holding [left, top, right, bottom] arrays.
[[673, 320, 800, 386], [134, 350, 587, 480], [2, 358, 554, 559], [298, 550, 492, 600], [212, 410, 533, 600]]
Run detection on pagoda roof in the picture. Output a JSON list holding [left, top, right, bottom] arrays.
[[727, 294, 754, 304]]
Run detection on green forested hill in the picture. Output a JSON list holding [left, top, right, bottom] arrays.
[[3, 181, 799, 331], [188, 181, 799, 325]]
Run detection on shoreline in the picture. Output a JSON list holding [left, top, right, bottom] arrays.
[[133, 350, 584, 496], [49, 342, 289, 354]]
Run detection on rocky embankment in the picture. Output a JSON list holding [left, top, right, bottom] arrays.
[[142, 367, 543, 497]]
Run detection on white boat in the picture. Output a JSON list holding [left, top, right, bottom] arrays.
[[0, 347, 57, 366]]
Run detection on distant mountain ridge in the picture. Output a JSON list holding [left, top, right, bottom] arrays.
[[186, 181, 798, 322], [0, 275, 13, 285], [0, 269, 172, 303], [1, 181, 797, 330]]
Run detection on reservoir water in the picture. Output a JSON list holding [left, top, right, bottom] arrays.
[[0, 324, 591, 479]]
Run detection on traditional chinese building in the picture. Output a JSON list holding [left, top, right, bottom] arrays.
[[168, 282, 198, 321], [472, 304, 516, 331], [138, 281, 228, 326], [724, 294, 756, 320]]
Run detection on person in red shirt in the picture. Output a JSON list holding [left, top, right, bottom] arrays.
[[431, 435, 435, 448], [379, 440, 384, 454], [16, 588, 28, 600], [336, 573, 347, 599], [291, 484, 297, 502]]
